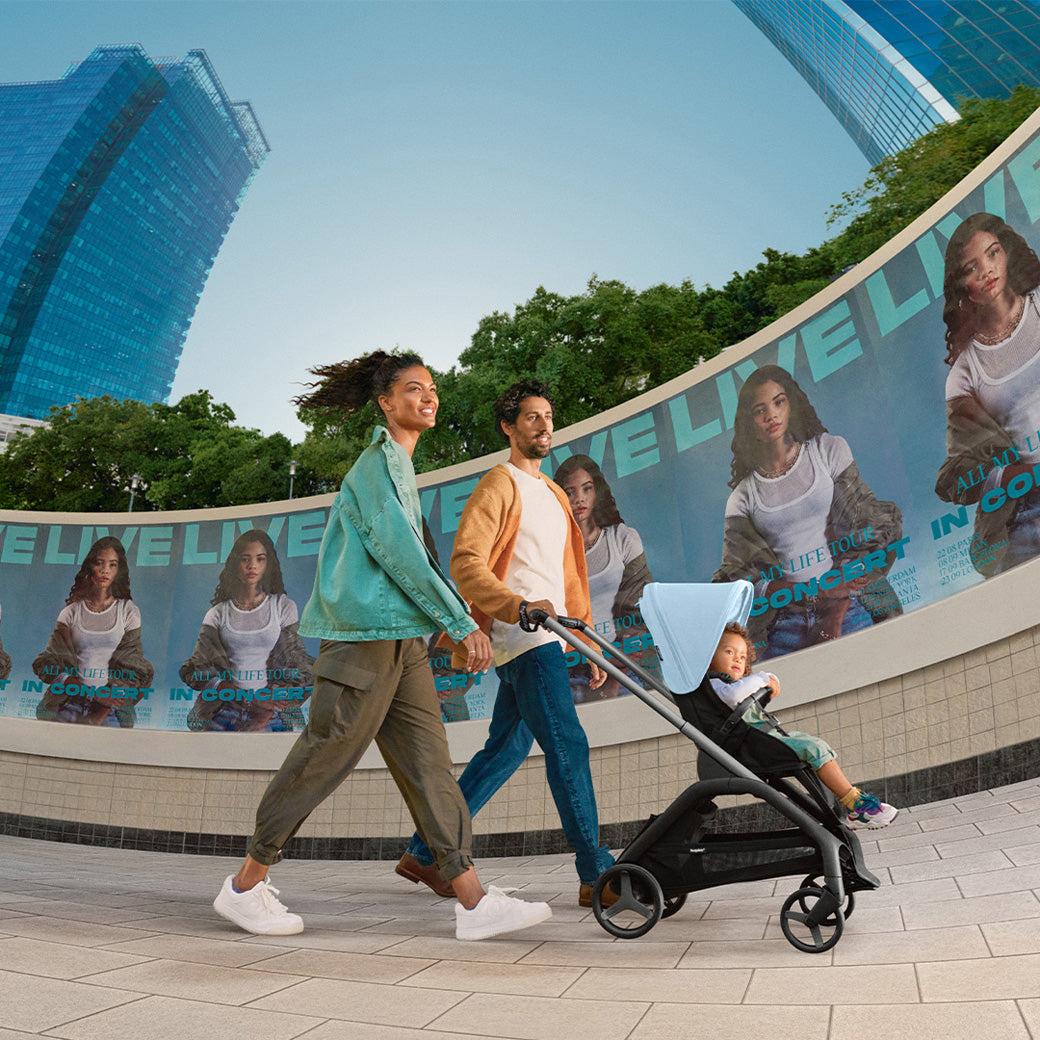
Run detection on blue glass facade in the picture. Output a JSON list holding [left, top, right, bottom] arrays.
[[0, 46, 269, 419], [733, 1, 1040, 164]]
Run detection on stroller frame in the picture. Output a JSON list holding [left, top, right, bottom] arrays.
[[531, 603, 880, 953]]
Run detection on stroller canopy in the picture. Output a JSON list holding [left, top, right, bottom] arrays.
[[638, 581, 754, 694]]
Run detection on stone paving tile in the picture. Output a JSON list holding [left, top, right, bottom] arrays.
[[888, 850, 1011, 884], [917, 951, 1040, 1001], [868, 844, 941, 868], [677, 938, 828, 969], [1004, 841, 1040, 866], [744, 963, 920, 1005], [42, 993, 325, 1040], [829, 923, 989, 965], [249, 976, 468, 1028], [562, 965, 752, 1004], [630, 1003, 830, 1040], [877, 824, 982, 853], [429, 992, 649, 1040], [829, 1001, 1031, 1040], [955, 861, 1040, 898], [407, 958, 585, 997], [245, 947, 435, 983], [980, 917, 1040, 955], [81, 959, 309, 1006], [282, 1023, 484, 1040], [0, 935, 151, 979], [102, 934, 291, 968], [0, 915, 162, 947], [934, 826, 1040, 859], [518, 940, 690, 969], [902, 891, 1040, 929], [0, 969, 144, 1033]]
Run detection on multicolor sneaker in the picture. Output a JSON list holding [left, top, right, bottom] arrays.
[[845, 792, 899, 830]]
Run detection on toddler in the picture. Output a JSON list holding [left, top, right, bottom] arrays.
[[708, 622, 899, 830]]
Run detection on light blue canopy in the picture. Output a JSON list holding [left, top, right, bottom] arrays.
[[637, 581, 755, 695]]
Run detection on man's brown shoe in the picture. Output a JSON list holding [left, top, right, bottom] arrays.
[[579, 882, 620, 908], [395, 853, 454, 899]]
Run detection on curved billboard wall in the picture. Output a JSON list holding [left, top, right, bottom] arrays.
[[2, 106, 1040, 733]]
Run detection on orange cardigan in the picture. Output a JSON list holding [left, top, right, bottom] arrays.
[[441, 464, 594, 669]]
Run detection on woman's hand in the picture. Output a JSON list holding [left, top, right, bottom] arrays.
[[460, 629, 493, 674]]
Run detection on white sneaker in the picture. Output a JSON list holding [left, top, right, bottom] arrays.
[[455, 885, 552, 941], [213, 875, 304, 935]]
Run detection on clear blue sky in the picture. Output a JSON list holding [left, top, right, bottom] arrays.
[[1, 0, 870, 440]]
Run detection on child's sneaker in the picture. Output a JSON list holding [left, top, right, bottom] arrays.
[[213, 875, 304, 935], [845, 792, 899, 830], [455, 885, 552, 940]]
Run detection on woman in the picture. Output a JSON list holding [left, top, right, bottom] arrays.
[[713, 365, 903, 660], [935, 213, 1040, 576], [180, 529, 314, 732], [33, 536, 153, 726], [212, 350, 550, 941], [554, 453, 655, 700]]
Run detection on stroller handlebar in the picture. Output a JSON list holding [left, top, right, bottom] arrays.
[[524, 608, 586, 631]]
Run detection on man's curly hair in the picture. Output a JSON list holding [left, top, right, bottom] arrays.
[[493, 380, 557, 441]]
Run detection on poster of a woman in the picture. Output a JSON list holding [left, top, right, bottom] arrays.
[[0, 604, 11, 681], [180, 529, 314, 732], [712, 365, 904, 660], [33, 536, 153, 726], [554, 453, 657, 701], [934, 213, 1040, 577]]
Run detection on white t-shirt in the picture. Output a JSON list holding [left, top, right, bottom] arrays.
[[490, 464, 569, 666], [202, 593, 297, 691], [723, 433, 853, 581], [946, 289, 1040, 465], [56, 599, 141, 687], [585, 522, 643, 642]]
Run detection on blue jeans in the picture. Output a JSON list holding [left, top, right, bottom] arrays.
[[766, 596, 872, 659], [407, 641, 615, 884]]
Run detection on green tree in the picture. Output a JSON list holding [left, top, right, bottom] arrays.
[[0, 391, 296, 511]]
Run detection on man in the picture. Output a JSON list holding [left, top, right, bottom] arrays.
[[396, 380, 615, 907]]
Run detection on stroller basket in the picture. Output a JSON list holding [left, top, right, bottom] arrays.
[[530, 581, 879, 953]]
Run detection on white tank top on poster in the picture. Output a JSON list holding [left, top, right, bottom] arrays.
[[724, 433, 853, 582], [202, 593, 296, 691], [57, 598, 141, 687], [946, 289, 1040, 464]]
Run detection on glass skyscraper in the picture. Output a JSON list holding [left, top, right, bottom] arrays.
[[734, 1, 1040, 164], [0, 46, 269, 419]]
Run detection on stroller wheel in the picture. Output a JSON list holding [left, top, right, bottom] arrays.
[[801, 874, 855, 919], [780, 885, 844, 953], [661, 892, 687, 919], [592, 864, 663, 939]]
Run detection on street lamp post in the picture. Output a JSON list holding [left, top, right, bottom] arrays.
[[128, 474, 142, 512], [289, 459, 297, 500]]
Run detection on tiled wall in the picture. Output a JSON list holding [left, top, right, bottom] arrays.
[[2, 619, 1039, 857]]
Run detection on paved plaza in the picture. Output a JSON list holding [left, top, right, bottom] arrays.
[[2, 778, 1040, 1039]]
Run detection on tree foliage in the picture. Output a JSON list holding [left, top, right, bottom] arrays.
[[0, 392, 295, 512]]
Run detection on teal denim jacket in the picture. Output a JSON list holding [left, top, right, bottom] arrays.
[[299, 427, 477, 643]]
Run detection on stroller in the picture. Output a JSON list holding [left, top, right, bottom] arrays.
[[529, 581, 879, 953]]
